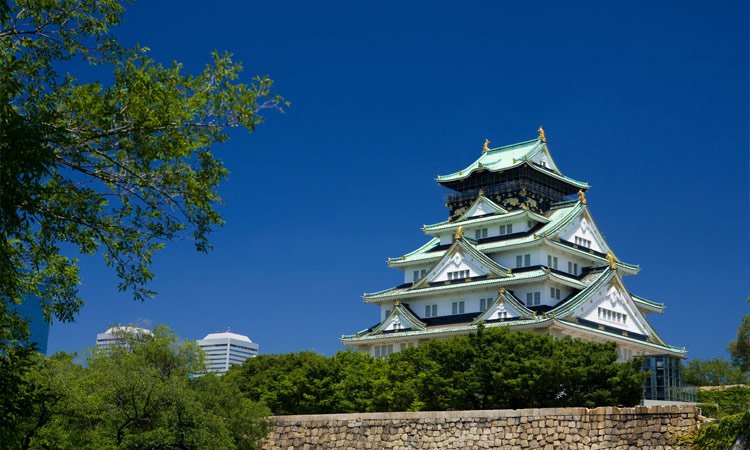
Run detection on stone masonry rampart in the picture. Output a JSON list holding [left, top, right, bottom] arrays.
[[263, 406, 701, 449]]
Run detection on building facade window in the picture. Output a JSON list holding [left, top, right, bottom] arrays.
[[575, 236, 592, 248], [374, 344, 394, 357], [424, 304, 438, 317], [451, 301, 465, 315], [597, 307, 627, 324], [475, 228, 488, 239], [547, 255, 558, 269], [567, 262, 579, 275], [515, 254, 531, 267], [448, 270, 470, 280], [526, 292, 541, 306], [550, 287, 561, 300], [480, 297, 493, 310]]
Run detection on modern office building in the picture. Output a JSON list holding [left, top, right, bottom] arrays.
[[11, 296, 50, 354], [342, 128, 686, 368], [197, 331, 259, 375], [95, 325, 153, 349]]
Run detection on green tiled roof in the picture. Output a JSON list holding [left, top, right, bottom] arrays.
[[363, 268, 587, 302], [435, 138, 589, 189], [390, 203, 581, 266], [631, 294, 665, 313], [423, 209, 549, 234]]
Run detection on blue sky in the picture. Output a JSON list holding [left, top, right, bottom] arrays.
[[47, 0, 749, 360]]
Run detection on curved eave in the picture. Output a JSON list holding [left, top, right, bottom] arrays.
[[552, 319, 687, 358], [631, 294, 665, 314], [436, 139, 543, 183], [387, 237, 440, 266], [423, 210, 549, 235], [342, 317, 553, 343], [544, 239, 640, 275], [363, 269, 586, 303]]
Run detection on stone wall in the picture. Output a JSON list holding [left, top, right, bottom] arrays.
[[263, 406, 701, 449]]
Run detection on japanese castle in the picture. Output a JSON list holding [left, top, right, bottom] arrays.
[[342, 128, 686, 369]]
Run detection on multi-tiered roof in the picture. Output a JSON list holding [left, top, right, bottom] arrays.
[[342, 129, 685, 360]]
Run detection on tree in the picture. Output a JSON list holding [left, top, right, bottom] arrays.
[[727, 307, 750, 373], [231, 328, 646, 414], [7, 326, 270, 450], [682, 357, 748, 387], [0, 0, 285, 325]]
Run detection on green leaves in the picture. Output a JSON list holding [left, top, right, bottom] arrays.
[[1, 0, 285, 322], [231, 329, 646, 415], [3, 326, 270, 450]]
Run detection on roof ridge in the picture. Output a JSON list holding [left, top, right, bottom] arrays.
[[486, 138, 540, 154]]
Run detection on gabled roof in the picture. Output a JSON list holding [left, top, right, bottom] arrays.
[[435, 138, 589, 189], [390, 202, 582, 266], [390, 201, 639, 274], [454, 195, 508, 220], [410, 238, 511, 289], [363, 267, 587, 303], [471, 289, 535, 324], [547, 268, 669, 347], [422, 208, 549, 235], [367, 303, 426, 335], [631, 294, 665, 314]]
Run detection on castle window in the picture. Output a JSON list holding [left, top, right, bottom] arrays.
[[526, 292, 541, 306], [424, 304, 438, 318], [480, 297, 493, 310], [475, 228, 488, 239], [413, 270, 420, 281], [575, 236, 592, 248], [550, 288, 560, 300], [524, 254, 531, 266], [547, 255, 558, 269], [448, 270, 469, 280], [451, 301, 465, 315], [384, 309, 391, 318]]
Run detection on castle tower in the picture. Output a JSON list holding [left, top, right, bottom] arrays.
[[342, 130, 686, 364]]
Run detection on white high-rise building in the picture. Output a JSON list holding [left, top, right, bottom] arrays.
[[197, 331, 259, 375], [96, 325, 153, 349]]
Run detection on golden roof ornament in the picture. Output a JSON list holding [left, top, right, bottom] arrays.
[[482, 138, 490, 153], [606, 252, 617, 269], [478, 188, 484, 196], [578, 189, 587, 205], [499, 287, 505, 294], [537, 126, 546, 143], [394, 300, 401, 307], [454, 226, 464, 240]]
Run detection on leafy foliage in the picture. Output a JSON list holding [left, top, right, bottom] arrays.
[[682, 357, 749, 387], [2, 326, 270, 450], [728, 314, 750, 374], [678, 411, 750, 450], [229, 327, 646, 414], [697, 385, 750, 419], [1, 0, 285, 323]]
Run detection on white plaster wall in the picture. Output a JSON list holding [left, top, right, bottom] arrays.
[[578, 284, 649, 335], [559, 216, 605, 253], [430, 252, 487, 283], [530, 149, 557, 171], [398, 289, 499, 319], [404, 266, 432, 284], [490, 248, 545, 269]]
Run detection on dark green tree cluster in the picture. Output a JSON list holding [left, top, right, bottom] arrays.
[[1, 327, 270, 450], [227, 326, 646, 415]]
